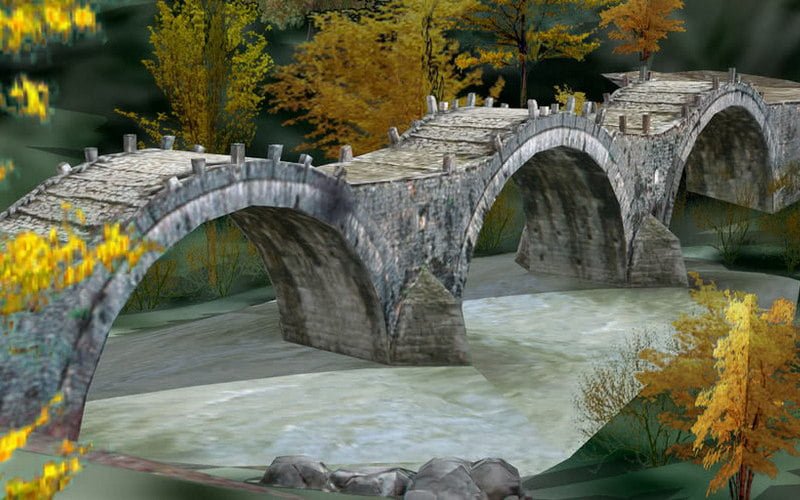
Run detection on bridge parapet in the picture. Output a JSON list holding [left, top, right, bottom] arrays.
[[2, 70, 800, 441]]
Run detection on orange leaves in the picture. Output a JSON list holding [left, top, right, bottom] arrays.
[[266, 0, 482, 161], [639, 272, 800, 498], [598, 0, 685, 62], [688, 289, 800, 496]]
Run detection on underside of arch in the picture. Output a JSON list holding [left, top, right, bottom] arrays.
[[512, 146, 627, 284], [684, 106, 771, 212], [230, 207, 389, 363]]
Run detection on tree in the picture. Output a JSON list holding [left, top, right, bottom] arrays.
[[116, 0, 273, 153], [250, 0, 387, 31], [599, 0, 686, 65], [265, 0, 491, 160], [455, 0, 616, 107], [635, 272, 751, 461], [691, 294, 800, 500]]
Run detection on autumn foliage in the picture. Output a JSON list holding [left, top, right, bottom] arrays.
[[690, 293, 800, 499], [0, 195, 159, 499], [1, 394, 91, 499], [266, 0, 487, 160], [599, 0, 686, 64], [457, 0, 616, 107], [634, 272, 800, 499], [251, 0, 385, 29], [116, 0, 273, 153], [0, 0, 97, 55]]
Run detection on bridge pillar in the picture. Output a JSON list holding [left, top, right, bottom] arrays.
[[627, 215, 688, 287], [390, 268, 470, 365]]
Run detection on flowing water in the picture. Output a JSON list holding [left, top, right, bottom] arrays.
[[79, 250, 800, 477]]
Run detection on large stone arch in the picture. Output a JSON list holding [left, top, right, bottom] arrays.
[[458, 123, 631, 290], [666, 85, 778, 221], [8, 159, 390, 440]]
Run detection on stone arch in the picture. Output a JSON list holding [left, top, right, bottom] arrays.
[[459, 123, 630, 290], [35, 160, 389, 439], [666, 86, 777, 221]]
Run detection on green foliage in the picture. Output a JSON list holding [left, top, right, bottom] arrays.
[[120, 217, 269, 312], [457, 0, 616, 106], [475, 179, 519, 255], [122, 258, 179, 312], [250, 0, 387, 29], [690, 190, 756, 267], [183, 216, 266, 299], [116, 0, 273, 153]]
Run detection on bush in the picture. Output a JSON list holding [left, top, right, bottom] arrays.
[[759, 203, 800, 274], [690, 188, 757, 267], [182, 215, 267, 299], [573, 326, 690, 468], [475, 180, 520, 255]]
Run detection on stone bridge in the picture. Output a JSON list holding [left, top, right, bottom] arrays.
[[1, 69, 799, 440]]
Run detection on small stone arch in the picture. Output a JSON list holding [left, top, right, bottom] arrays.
[[458, 122, 630, 291], [15, 160, 390, 440], [666, 86, 778, 222]]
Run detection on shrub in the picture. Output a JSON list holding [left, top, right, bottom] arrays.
[[690, 188, 756, 267], [183, 216, 266, 299], [573, 326, 689, 468], [475, 180, 519, 255], [759, 203, 800, 274]]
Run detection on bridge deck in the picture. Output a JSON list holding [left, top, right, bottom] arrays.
[[1, 70, 797, 244], [0, 150, 257, 242], [604, 70, 800, 105]]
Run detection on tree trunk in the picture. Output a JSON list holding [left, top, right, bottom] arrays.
[[730, 465, 753, 500], [519, 55, 527, 108]]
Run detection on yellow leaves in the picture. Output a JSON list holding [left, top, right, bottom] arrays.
[[455, 48, 513, 70], [533, 23, 600, 61], [599, 0, 685, 61], [0, 394, 61, 463], [4, 74, 50, 122], [684, 290, 800, 496], [266, 0, 482, 160], [487, 75, 505, 100], [763, 298, 795, 324], [0, 159, 14, 182], [116, 0, 272, 153], [0, 0, 97, 54], [553, 84, 587, 114], [0, 204, 162, 323], [3, 448, 86, 499]]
